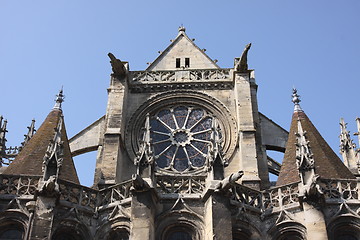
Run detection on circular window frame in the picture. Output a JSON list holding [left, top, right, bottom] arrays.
[[150, 105, 214, 173], [125, 91, 238, 169]]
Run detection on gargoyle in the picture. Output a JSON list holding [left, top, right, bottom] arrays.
[[108, 52, 127, 78], [131, 174, 151, 192], [217, 170, 244, 191], [235, 43, 251, 72]]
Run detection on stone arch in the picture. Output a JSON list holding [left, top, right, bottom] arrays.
[[95, 217, 130, 240], [269, 221, 307, 240], [126, 90, 238, 164], [327, 215, 360, 240], [0, 210, 28, 240], [51, 219, 92, 240], [155, 211, 204, 240], [232, 219, 262, 240]]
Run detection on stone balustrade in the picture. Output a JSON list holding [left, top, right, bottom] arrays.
[[131, 68, 232, 83]]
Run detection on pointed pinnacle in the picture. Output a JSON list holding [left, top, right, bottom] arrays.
[[22, 119, 36, 147], [53, 87, 65, 110], [292, 88, 303, 112]]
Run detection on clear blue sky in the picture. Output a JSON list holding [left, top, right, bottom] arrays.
[[1, 1, 359, 186]]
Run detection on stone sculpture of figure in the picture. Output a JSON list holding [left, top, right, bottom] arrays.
[[39, 175, 60, 197], [235, 43, 252, 72], [108, 53, 127, 78]]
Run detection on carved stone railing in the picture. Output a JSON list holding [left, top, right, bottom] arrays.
[[230, 182, 300, 214], [263, 182, 300, 211], [0, 174, 41, 197], [131, 69, 232, 83], [319, 178, 360, 203], [97, 180, 132, 207], [58, 179, 98, 210], [230, 184, 263, 212], [155, 175, 206, 197]]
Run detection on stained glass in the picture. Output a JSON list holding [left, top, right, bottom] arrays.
[[173, 106, 188, 128], [149, 106, 218, 172]]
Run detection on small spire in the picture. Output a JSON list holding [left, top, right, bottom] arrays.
[[53, 87, 65, 110], [339, 118, 355, 152], [292, 88, 303, 112], [355, 117, 360, 148], [0, 117, 8, 155], [339, 118, 358, 173], [21, 119, 36, 148]]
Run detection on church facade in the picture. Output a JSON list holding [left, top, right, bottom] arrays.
[[1, 27, 360, 240]]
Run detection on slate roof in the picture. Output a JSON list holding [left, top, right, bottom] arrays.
[[276, 111, 355, 186], [4, 109, 80, 184]]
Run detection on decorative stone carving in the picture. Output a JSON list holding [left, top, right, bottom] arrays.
[[295, 120, 314, 173], [340, 118, 356, 153], [108, 53, 127, 79], [235, 43, 251, 72], [42, 117, 64, 180], [20, 119, 36, 149], [39, 175, 60, 197], [125, 91, 238, 167]]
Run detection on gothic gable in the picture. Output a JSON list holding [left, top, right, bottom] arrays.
[[146, 27, 219, 71]]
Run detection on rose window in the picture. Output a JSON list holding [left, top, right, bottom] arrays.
[[150, 106, 214, 172]]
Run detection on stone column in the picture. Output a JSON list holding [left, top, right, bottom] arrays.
[[231, 71, 261, 189], [28, 196, 56, 240], [302, 202, 328, 240], [130, 190, 156, 240], [95, 73, 127, 186], [204, 190, 233, 240]]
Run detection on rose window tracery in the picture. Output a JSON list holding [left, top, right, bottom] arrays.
[[149, 106, 216, 172]]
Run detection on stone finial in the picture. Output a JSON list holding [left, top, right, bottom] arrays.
[[53, 88, 65, 110], [178, 25, 186, 33], [292, 88, 303, 112]]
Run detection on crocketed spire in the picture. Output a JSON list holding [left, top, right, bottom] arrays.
[[277, 89, 354, 186], [4, 90, 79, 184]]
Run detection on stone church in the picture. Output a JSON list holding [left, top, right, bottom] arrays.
[[1, 27, 360, 239]]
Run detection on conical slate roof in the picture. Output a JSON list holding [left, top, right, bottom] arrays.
[[276, 93, 355, 186], [4, 97, 80, 184]]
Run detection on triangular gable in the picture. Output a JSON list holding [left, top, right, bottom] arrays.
[[147, 28, 219, 71]]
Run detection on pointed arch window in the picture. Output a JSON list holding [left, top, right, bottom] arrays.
[[163, 225, 195, 240], [0, 227, 23, 240]]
